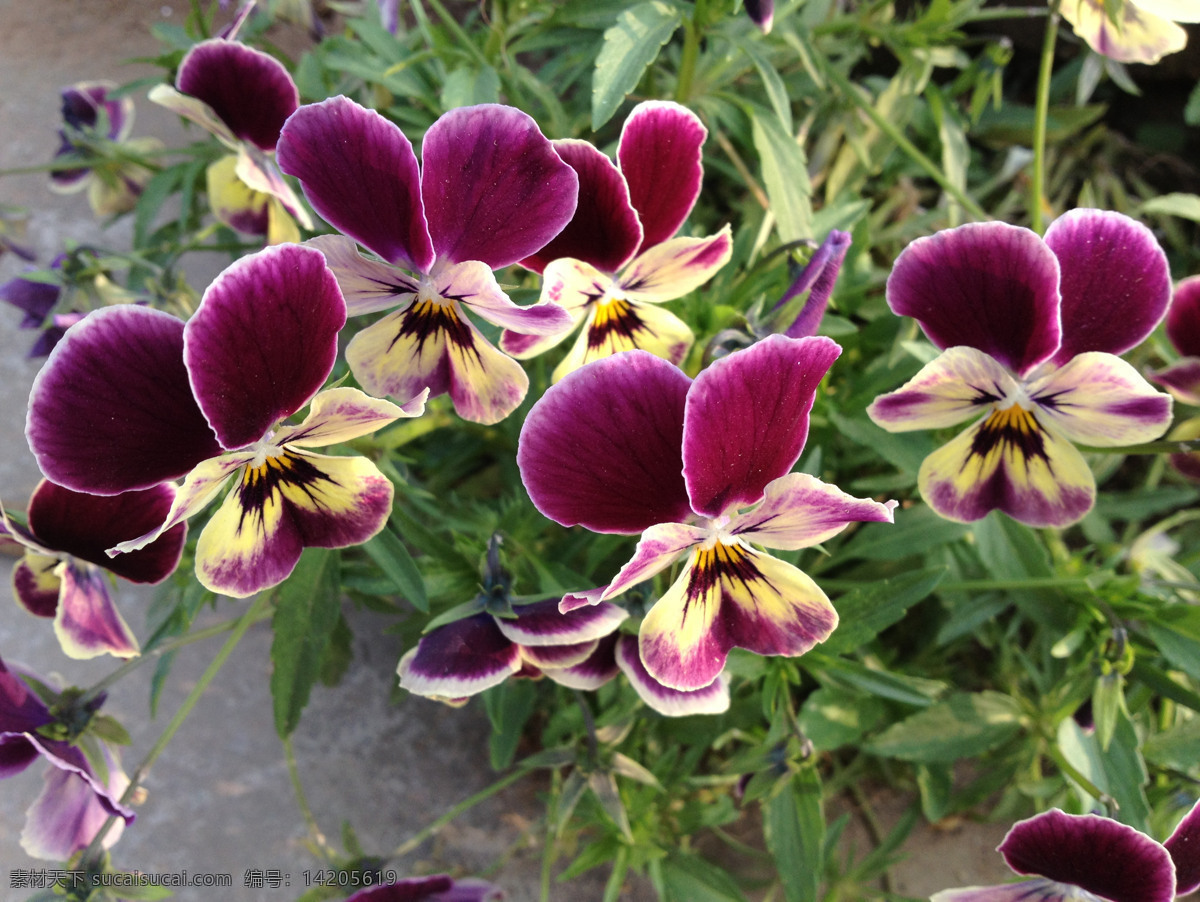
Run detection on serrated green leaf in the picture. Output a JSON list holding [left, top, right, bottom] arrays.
[[822, 567, 946, 654], [1144, 716, 1200, 772], [362, 528, 427, 612], [866, 691, 1023, 763], [270, 547, 342, 738], [741, 40, 792, 133], [591, 2, 681, 130], [751, 110, 812, 244], [806, 654, 945, 707]]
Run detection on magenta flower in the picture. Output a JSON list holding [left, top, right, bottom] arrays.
[[0, 657, 134, 860], [1, 479, 185, 659], [932, 802, 1200, 902], [149, 38, 311, 243], [343, 875, 503, 901], [26, 244, 425, 598], [867, 210, 1174, 528], [500, 101, 732, 382], [276, 97, 578, 424], [1150, 275, 1200, 406], [518, 335, 895, 691]]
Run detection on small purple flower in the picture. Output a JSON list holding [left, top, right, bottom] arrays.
[[931, 801, 1200, 901], [26, 244, 425, 598], [518, 335, 895, 691], [276, 96, 579, 424], [868, 210, 1174, 528], [1, 479, 186, 659], [343, 874, 504, 901], [0, 657, 134, 860], [500, 101, 732, 382], [1150, 275, 1200, 407], [770, 229, 852, 339], [744, 0, 775, 33]]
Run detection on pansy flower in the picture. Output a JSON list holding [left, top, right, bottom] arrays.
[[0, 656, 134, 860], [26, 243, 425, 598], [397, 597, 628, 703], [867, 210, 1173, 528], [343, 874, 504, 901], [1061, 0, 1200, 64], [49, 82, 159, 217], [931, 801, 1200, 901], [149, 38, 311, 244], [1148, 275, 1200, 480], [518, 335, 896, 690], [1, 479, 185, 659], [499, 101, 732, 382], [276, 97, 578, 424]]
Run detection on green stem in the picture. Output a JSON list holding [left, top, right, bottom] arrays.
[[1077, 437, 1200, 455], [674, 6, 702, 105], [1029, 0, 1060, 234], [284, 734, 332, 858], [79, 591, 272, 868], [822, 64, 989, 222], [424, 0, 491, 68], [390, 767, 528, 858], [966, 5, 1050, 20], [1045, 744, 1115, 811]]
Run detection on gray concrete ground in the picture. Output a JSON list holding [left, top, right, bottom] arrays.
[[0, 3, 1013, 900]]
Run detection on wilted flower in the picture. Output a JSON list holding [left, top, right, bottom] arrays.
[[1060, 0, 1200, 65], [276, 96, 578, 424], [26, 244, 424, 598], [519, 335, 895, 690], [1, 479, 185, 659], [0, 657, 134, 860], [868, 210, 1173, 527], [500, 101, 732, 382], [931, 801, 1200, 901], [149, 39, 311, 244]]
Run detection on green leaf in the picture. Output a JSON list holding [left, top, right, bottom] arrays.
[[741, 40, 792, 133], [822, 567, 946, 654], [798, 686, 887, 751], [1144, 716, 1200, 772], [806, 654, 945, 707], [270, 548, 342, 738], [916, 763, 953, 822], [972, 512, 1052, 579], [483, 678, 538, 770], [660, 850, 749, 902], [591, 2, 681, 130], [839, 505, 968, 562], [751, 110, 813, 245], [362, 528, 427, 612], [764, 769, 824, 902], [866, 691, 1023, 763], [1140, 192, 1200, 223], [1092, 671, 1126, 751], [1058, 713, 1150, 832]]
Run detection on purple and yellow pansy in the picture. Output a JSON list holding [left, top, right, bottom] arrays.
[[26, 243, 424, 598], [1060, 0, 1200, 65], [868, 209, 1174, 528], [499, 100, 733, 382], [0, 657, 133, 860], [518, 335, 895, 691], [932, 800, 1200, 902], [276, 96, 578, 424], [149, 38, 311, 244], [1, 479, 185, 659]]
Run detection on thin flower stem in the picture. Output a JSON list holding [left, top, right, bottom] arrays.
[[967, 5, 1051, 20], [283, 733, 331, 858], [1029, 0, 1060, 234], [79, 590, 272, 868], [390, 767, 529, 858], [1045, 744, 1115, 810], [674, 3, 703, 106], [821, 64, 990, 223], [1077, 437, 1200, 455]]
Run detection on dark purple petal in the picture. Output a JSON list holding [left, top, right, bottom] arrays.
[[346, 875, 503, 902], [27, 306, 222, 494], [542, 632, 622, 690], [745, 0, 775, 31], [0, 272, 60, 326], [518, 350, 693, 534], [277, 96, 435, 271], [617, 101, 706, 255], [176, 39, 297, 151], [999, 809, 1174, 902], [887, 223, 1062, 376], [397, 615, 521, 700], [1149, 357, 1200, 406], [1165, 798, 1200, 895], [1044, 209, 1171, 364], [421, 104, 579, 269], [520, 139, 642, 275], [1167, 275, 1200, 358], [495, 597, 627, 646], [55, 564, 140, 659], [185, 244, 345, 449], [26, 480, 184, 583], [12, 558, 60, 618], [59, 82, 131, 141], [0, 659, 52, 737], [615, 635, 730, 716], [776, 230, 852, 339], [683, 335, 840, 519]]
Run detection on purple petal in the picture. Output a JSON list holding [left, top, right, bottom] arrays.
[[26, 306, 222, 494], [1149, 357, 1200, 407], [0, 659, 52, 737], [494, 597, 627, 646], [683, 335, 840, 519], [615, 635, 729, 716], [420, 104, 579, 269], [998, 809, 1174, 902], [517, 350, 693, 534], [397, 615, 521, 700], [617, 101, 706, 255], [27, 480, 185, 584], [542, 633, 622, 690], [277, 97, 435, 271], [59, 82, 132, 141], [887, 223, 1062, 376], [54, 563, 139, 659], [520, 138, 641, 275], [744, 0, 775, 32], [346, 875, 504, 902], [777, 230, 852, 339], [519, 639, 597, 669], [185, 244, 345, 449], [930, 880, 1076, 902], [306, 234, 420, 316], [12, 555, 60, 618], [1165, 798, 1200, 895], [0, 272, 60, 326], [730, 473, 896, 550], [603, 522, 710, 600], [176, 39, 297, 151], [1044, 209, 1170, 364], [1167, 274, 1200, 357]]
